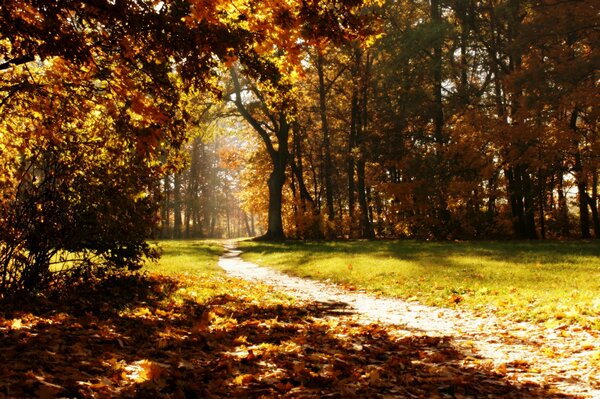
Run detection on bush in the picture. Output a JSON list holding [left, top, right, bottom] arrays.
[[0, 131, 164, 297]]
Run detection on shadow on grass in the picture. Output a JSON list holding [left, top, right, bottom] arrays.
[[242, 239, 600, 268], [154, 240, 225, 258], [0, 273, 576, 398]]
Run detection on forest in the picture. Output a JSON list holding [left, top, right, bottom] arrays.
[[157, 0, 599, 243], [1, 1, 600, 397], [0, 0, 599, 288]]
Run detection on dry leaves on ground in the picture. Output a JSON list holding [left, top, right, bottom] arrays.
[[0, 272, 582, 398]]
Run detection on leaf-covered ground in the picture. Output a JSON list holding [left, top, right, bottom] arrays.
[[0, 271, 582, 398]]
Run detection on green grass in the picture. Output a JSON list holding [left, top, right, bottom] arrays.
[[143, 240, 226, 303], [146, 239, 225, 277], [239, 240, 600, 329], [145, 239, 293, 306]]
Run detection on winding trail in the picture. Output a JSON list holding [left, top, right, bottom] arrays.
[[218, 241, 600, 398]]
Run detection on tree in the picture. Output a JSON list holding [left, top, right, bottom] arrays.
[[230, 66, 291, 240]]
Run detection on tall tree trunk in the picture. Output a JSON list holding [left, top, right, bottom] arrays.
[[348, 71, 358, 228], [184, 191, 191, 238], [185, 137, 201, 238], [351, 47, 375, 238], [557, 172, 570, 236], [173, 173, 182, 239], [316, 51, 335, 221], [291, 124, 316, 209], [431, 0, 444, 147], [590, 171, 600, 238], [506, 167, 526, 238], [538, 168, 546, 239], [571, 109, 590, 238], [161, 175, 171, 238], [242, 211, 253, 237], [521, 168, 537, 239], [347, 46, 362, 236], [486, 169, 499, 223], [230, 67, 289, 240], [355, 48, 375, 239], [265, 154, 287, 240], [225, 191, 231, 238], [457, 0, 470, 104], [431, 0, 451, 237], [577, 177, 590, 239]]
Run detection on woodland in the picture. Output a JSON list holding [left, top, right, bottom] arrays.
[[0, 0, 599, 396], [0, 0, 599, 292], [157, 0, 600, 244]]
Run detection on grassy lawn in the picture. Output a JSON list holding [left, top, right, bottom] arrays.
[[239, 240, 600, 329], [146, 239, 225, 277]]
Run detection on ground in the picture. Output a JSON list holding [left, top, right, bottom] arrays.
[[0, 240, 598, 398], [221, 241, 600, 398]]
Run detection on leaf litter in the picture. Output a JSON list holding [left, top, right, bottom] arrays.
[[0, 244, 595, 398]]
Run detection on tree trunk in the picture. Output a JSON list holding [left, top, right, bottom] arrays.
[[291, 124, 316, 209], [355, 48, 375, 239], [538, 168, 546, 239], [431, 0, 451, 237], [264, 158, 287, 240], [506, 166, 528, 238], [230, 67, 289, 241], [431, 0, 444, 146], [173, 173, 182, 239], [243, 211, 253, 237], [591, 171, 600, 237], [521, 168, 537, 239], [457, 0, 470, 104], [578, 179, 590, 238], [348, 77, 357, 227], [571, 109, 590, 238], [557, 172, 570, 236], [161, 175, 171, 238], [316, 51, 335, 221]]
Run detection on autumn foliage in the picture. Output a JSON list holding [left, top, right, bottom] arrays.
[[1, 0, 599, 293], [0, 0, 389, 293], [216, 0, 599, 241]]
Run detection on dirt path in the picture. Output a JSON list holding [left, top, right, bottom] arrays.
[[218, 241, 600, 398]]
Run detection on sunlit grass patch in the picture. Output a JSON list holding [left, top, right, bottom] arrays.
[[145, 239, 293, 306], [146, 239, 224, 277], [239, 240, 600, 329]]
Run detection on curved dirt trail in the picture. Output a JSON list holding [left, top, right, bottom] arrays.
[[218, 241, 600, 398]]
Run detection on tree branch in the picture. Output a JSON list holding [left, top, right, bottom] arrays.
[[0, 55, 35, 71], [230, 66, 277, 160]]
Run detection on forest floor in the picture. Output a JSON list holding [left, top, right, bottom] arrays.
[[220, 241, 600, 398], [1, 240, 599, 398]]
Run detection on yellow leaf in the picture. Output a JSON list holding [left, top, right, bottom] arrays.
[[234, 374, 254, 385], [496, 363, 508, 375], [581, 342, 595, 351], [10, 318, 22, 330], [140, 359, 168, 382], [134, 307, 152, 317], [541, 347, 557, 358], [124, 359, 169, 383]]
